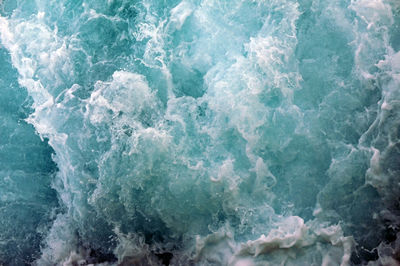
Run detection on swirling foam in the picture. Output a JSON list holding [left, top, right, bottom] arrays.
[[0, 0, 399, 265]]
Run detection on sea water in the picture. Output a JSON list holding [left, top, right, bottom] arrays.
[[0, 0, 399, 265]]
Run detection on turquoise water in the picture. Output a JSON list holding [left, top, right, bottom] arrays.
[[0, 0, 399, 265]]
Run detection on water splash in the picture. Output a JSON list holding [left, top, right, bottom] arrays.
[[0, 0, 399, 265]]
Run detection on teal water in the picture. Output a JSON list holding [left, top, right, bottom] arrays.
[[0, 0, 399, 265]]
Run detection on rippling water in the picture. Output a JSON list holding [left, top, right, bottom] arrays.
[[0, 0, 400, 265]]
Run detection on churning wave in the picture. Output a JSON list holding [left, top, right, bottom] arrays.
[[0, 0, 400, 265]]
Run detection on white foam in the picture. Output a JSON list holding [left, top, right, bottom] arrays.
[[170, 1, 193, 30]]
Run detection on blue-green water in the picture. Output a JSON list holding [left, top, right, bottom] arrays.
[[0, 0, 399, 265]]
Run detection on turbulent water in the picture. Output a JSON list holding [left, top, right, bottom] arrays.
[[0, 0, 400, 265]]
